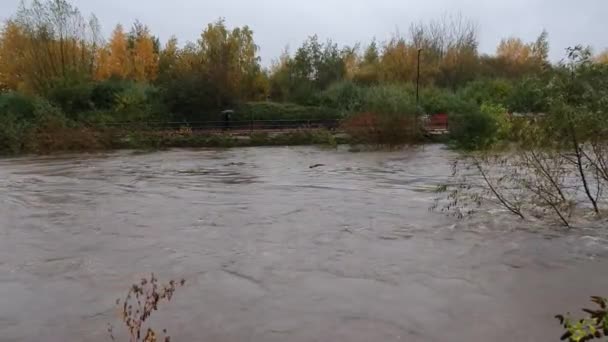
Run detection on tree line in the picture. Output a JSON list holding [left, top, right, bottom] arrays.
[[2, 1, 607, 110], [0, 0, 607, 154]]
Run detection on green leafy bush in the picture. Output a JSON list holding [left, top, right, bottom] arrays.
[[420, 87, 478, 115], [90, 79, 132, 110], [160, 74, 218, 122], [0, 112, 28, 154], [458, 78, 514, 107], [0, 92, 38, 122], [47, 81, 94, 118], [235, 102, 341, 121], [507, 77, 550, 113], [480, 102, 510, 138], [0, 92, 68, 154], [449, 105, 504, 150], [360, 84, 417, 115], [319, 81, 364, 113]]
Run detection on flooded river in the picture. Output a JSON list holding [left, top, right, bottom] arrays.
[[1, 145, 608, 341]]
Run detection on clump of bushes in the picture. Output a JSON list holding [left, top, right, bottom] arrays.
[[448, 102, 509, 150], [0, 92, 70, 154], [0, 91, 132, 155], [342, 112, 419, 146], [361, 84, 417, 114], [319, 81, 365, 113], [338, 84, 421, 147], [46, 78, 165, 125]]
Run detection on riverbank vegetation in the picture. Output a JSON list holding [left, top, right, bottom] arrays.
[[2, 0, 608, 154], [434, 47, 608, 228]]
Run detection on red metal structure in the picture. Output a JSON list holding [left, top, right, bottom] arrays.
[[425, 113, 449, 133]]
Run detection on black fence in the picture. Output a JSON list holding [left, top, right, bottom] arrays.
[[99, 119, 341, 132]]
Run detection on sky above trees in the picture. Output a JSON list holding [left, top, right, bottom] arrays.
[[1, 0, 606, 64]]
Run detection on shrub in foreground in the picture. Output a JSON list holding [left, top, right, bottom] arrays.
[[556, 296, 608, 342], [108, 274, 185, 342]]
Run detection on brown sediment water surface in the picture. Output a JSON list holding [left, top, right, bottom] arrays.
[[1, 145, 607, 341]]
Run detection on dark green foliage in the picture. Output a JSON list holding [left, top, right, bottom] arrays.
[[507, 77, 549, 113], [269, 35, 347, 105], [0, 92, 38, 122], [319, 81, 364, 113], [160, 74, 218, 122], [449, 101, 509, 150], [112, 82, 164, 122], [421, 87, 477, 114], [0, 111, 28, 154], [43, 77, 165, 124], [0, 92, 70, 154], [360, 84, 417, 115], [47, 81, 94, 118], [458, 79, 513, 107], [449, 108, 500, 150], [235, 102, 341, 121], [320, 82, 478, 117], [90, 79, 132, 110]]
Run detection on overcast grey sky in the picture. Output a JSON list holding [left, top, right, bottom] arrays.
[[1, 0, 607, 64]]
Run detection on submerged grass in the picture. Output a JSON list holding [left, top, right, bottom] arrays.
[[16, 128, 346, 155]]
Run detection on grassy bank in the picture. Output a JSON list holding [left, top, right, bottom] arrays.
[[117, 129, 344, 149], [0, 127, 351, 155]]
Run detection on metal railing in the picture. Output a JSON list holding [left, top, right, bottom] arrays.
[[95, 117, 449, 133], [99, 119, 341, 132]]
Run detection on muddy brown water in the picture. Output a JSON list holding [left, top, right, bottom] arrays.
[[1, 145, 608, 342]]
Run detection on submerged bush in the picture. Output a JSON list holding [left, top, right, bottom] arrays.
[[270, 130, 338, 146], [337, 84, 422, 147], [342, 112, 419, 146], [449, 103, 509, 150]]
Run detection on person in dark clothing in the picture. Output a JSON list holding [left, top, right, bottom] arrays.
[[222, 110, 233, 131]]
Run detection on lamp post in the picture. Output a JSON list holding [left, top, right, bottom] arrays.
[[416, 48, 422, 111]]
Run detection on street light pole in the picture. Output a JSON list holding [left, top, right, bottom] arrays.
[[416, 48, 422, 110]]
